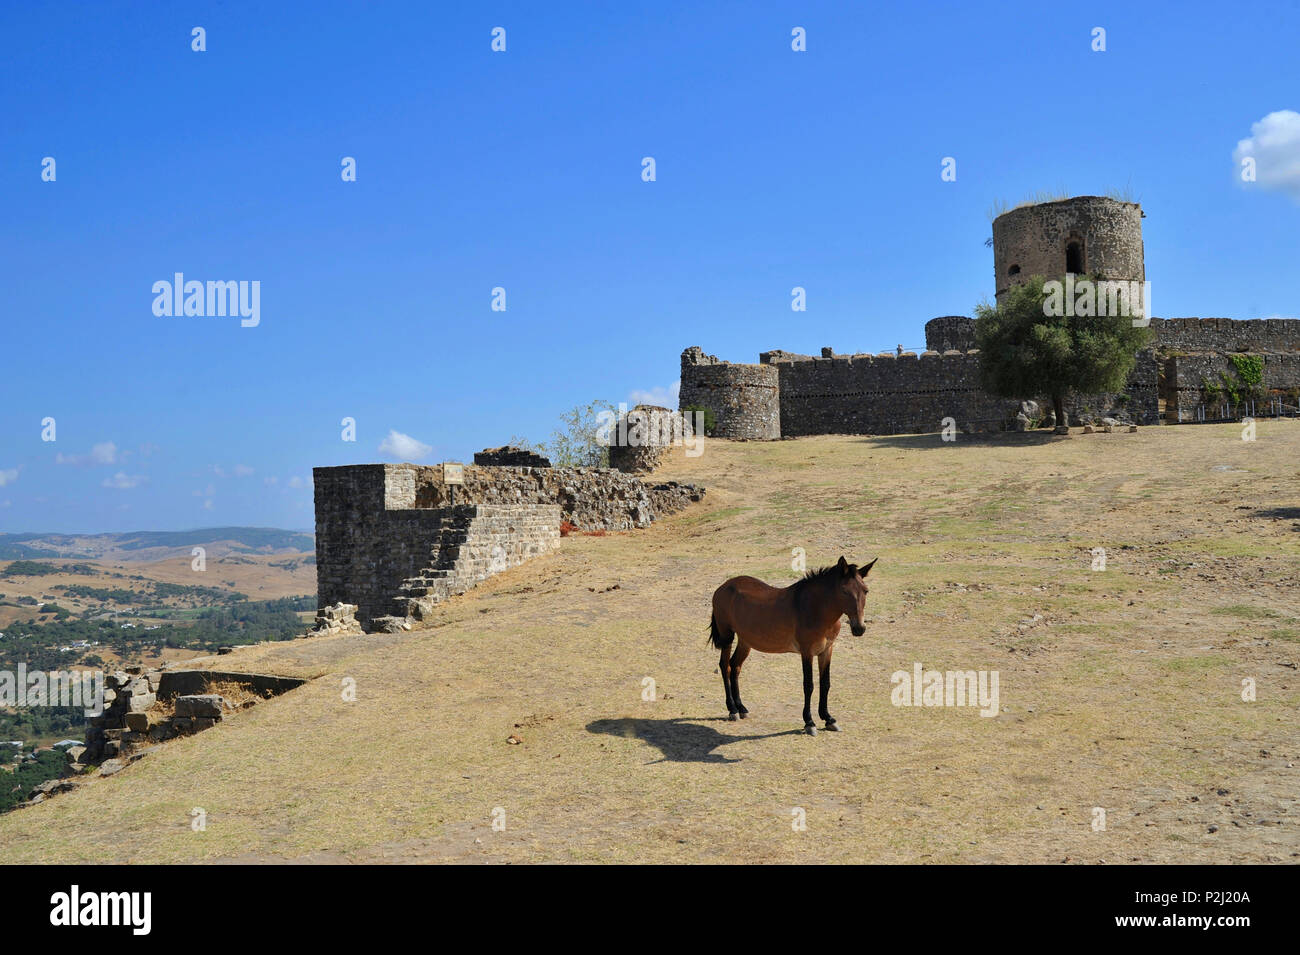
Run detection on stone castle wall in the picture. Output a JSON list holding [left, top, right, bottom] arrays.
[[1149, 318, 1300, 354], [678, 311, 1300, 437], [1164, 353, 1300, 418], [765, 350, 1016, 435], [678, 347, 780, 440]]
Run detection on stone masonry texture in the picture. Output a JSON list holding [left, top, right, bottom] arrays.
[[680, 318, 1298, 436], [314, 463, 704, 628], [993, 196, 1145, 301]]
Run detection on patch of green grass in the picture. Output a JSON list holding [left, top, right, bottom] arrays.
[[1210, 605, 1283, 620], [1162, 655, 1228, 673], [676, 506, 752, 527]]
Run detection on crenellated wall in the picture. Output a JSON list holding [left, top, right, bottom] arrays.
[[1149, 318, 1300, 354], [767, 350, 1018, 435]]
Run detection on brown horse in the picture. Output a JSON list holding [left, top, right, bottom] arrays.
[[709, 555, 877, 735]]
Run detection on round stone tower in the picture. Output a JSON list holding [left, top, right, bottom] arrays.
[[678, 346, 780, 440], [992, 196, 1144, 301]]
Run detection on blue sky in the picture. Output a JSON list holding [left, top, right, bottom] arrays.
[[2, 0, 1297, 534]]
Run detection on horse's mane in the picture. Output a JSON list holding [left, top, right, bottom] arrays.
[[791, 564, 843, 596]]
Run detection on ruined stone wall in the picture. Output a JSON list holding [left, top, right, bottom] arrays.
[[1163, 353, 1300, 418], [679, 346, 780, 440], [993, 196, 1145, 301], [384, 504, 562, 625], [315, 463, 704, 626], [401, 463, 703, 529], [1150, 318, 1300, 354], [608, 405, 694, 473], [314, 465, 474, 625]]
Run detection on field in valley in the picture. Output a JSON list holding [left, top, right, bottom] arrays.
[[2, 423, 1297, 863]]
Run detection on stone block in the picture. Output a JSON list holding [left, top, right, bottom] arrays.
[[173, 695, 227, 719]]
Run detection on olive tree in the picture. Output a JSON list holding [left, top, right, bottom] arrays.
[[974, 275, 1152, 428]]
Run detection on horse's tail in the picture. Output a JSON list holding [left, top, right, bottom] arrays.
[[707, 612, 731, 650]]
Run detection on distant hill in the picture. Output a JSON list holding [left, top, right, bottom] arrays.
[[0, 527, 314, 562]]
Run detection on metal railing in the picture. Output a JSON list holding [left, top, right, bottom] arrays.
[[1170, 398, 1299, 424]]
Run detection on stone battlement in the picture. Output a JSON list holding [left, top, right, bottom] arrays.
[[681, 315, 1298, 437]]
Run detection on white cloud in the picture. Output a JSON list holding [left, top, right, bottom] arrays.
[[56, 441, 119, 467], [102, 471, 146, 490], [628, 380, 680, 408], [1234, 110, 1300, 199], [233, 464, 254, 477], [378, 429, 432, 461], [202, 498, 214, 510], [287, 476, 308, 489], [0, 468, 17, 487], [263, 476, 279, 486]]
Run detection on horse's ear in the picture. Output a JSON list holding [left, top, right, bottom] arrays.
[[860, 557, 878, 577], [837, 555, 849, 576]]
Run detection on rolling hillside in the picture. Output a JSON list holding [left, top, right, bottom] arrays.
[[0, 528, 314, 563], [2, 425, 1297, 863]]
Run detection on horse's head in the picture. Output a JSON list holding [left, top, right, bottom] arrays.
[[835, 555, 877, 636]]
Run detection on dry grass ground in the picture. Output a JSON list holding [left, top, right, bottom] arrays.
[[2, 424, 1297, 863]]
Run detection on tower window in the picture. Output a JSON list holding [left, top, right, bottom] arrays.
[[1066, 240, 1084, 274], [1007, 264, 1021, 277]]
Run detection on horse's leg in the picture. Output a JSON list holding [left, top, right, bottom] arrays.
[[728, 642, 751, 718], [801, 654, 817, 735], [718, 633, 738, 720], [818, 645, 839, 731]]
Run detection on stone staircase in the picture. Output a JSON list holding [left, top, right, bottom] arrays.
[[370, 504, 561, 631]]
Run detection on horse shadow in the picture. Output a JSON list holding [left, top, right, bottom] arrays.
[[586, 717, 802, 764], [1250, 506, 1300, 526]]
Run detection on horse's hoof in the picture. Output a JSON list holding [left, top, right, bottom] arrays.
[[728, 712, 739, 721], [824, 721, 841, 732], [737, 711, 748, 719], [804, 724, 818, 736]]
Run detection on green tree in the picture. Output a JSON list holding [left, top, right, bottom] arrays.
[[546, 399, 617, 467], [974, 275, 1152, 428]]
